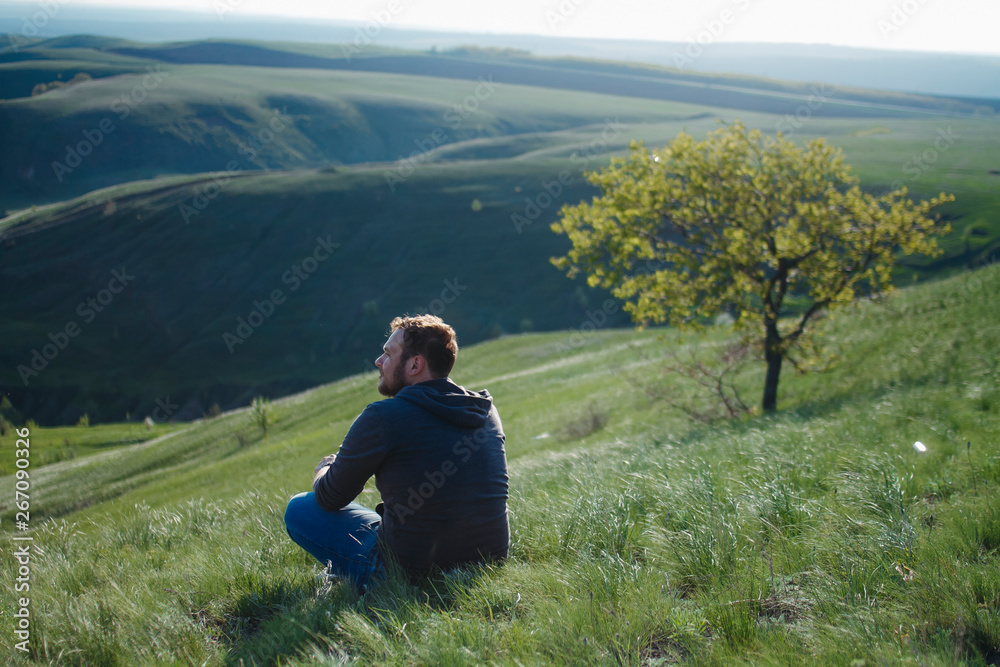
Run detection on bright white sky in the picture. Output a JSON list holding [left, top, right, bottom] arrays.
[[30, 0, 1000, 56]]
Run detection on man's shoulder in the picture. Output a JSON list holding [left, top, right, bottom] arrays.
[[360, 396, 423, 420]]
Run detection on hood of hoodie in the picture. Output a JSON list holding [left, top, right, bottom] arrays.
[[395, 378, 493, 428]]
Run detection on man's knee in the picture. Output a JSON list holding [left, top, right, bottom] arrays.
[[284, 491, 316, 531]]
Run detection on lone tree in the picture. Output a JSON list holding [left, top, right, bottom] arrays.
[[552, 121, 954, 412]]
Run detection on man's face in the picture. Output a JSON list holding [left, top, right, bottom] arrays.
[[375, 329, 408, 397]]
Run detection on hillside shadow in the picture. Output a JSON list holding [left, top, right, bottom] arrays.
[[220, 576, 354, 667], [220, 564, 491, 665], [666, 375, 930, 452]]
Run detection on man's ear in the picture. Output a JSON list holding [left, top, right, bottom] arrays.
[[406, 354, 426, 377]]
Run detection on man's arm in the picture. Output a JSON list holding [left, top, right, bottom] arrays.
[[313, 405, 387, 511], [312, 454, 337, 487]]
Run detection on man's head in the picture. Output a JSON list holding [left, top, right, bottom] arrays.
[[375, 315, 458, 397]]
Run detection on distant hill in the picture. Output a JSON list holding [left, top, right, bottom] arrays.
[[1, 3, 999, 99], [0, 162, 622, 424], [380, 34, 1000, 104], [2, 36, 992, 213], [1, 34, 997, 426]]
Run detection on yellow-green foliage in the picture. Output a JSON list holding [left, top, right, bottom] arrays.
[[553, 121, 955, 409], [553, 121, 954, 328]]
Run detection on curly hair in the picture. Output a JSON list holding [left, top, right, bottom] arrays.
[[389, 315, 458, 378]]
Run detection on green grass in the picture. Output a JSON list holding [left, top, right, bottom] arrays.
[[0, 420, 182, 476], [1, 263, 997, 665], [4, 35, 994, 214], [0, 50, 719, 214], [4, 110, 998, 426]]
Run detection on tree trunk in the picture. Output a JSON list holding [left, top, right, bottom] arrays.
[[762, 320, 782, 413]]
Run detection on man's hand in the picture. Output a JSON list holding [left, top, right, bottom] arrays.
[[314, 454, 336, 475], [313, 454, 336, 488]]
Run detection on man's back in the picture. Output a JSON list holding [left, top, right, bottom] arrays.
[[314, 378, 509, 573]]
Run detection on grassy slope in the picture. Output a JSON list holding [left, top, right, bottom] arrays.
[[2, 110, 997, 425], [0, 40, 155, 99], [2, 36, 998, 426], [0, 157, 631, 424], [4, 36, 994, 213], [106, 38, 999, 115], [0, 263, 997, 665], [0, 419, 182, 475], [3, 60, 670, 211], [0, 60, 716, 423], [775, 117, 1000, 272]]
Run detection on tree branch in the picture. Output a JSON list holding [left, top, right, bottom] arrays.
[[785, 299, 829, 344]]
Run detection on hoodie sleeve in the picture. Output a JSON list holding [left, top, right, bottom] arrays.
[[313, 404, 387, 511]]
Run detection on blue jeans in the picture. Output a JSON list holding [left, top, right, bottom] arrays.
[[284, 492, 384, 590]]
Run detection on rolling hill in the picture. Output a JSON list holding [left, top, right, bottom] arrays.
[[0, 262, 997, 664], [3, 37, 994, 213], [1, 36, 998, 425], [3, 3, 1000, 99]]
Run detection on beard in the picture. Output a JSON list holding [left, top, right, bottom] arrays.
[[377, 361, 407, 397]]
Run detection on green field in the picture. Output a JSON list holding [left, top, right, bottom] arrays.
[[3, 113, 998, 424], [1, 35, 999, 426], [3, 35, 997, 215], [1, 30, 998, 666], [0, 419, 182, 476], [0, 262, 997, 664]]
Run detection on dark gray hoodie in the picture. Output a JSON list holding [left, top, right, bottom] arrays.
[[315, 378, 510, 573]]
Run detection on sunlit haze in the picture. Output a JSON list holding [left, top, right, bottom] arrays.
[[9, 0, 1000, 56]]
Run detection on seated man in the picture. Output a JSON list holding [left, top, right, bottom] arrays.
[[284, 314, 510, 590]]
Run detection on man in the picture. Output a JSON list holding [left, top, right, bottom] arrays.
[[284, 314, 510, 590]]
